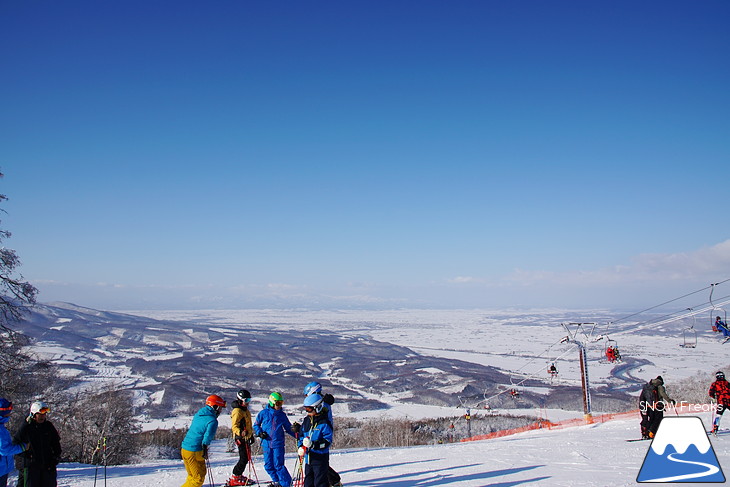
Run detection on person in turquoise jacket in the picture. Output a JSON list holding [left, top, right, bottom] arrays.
[[0, 398, 28, 487], [180, 395, 226, 487], [253, 392, 296, 487], [297, 394, 334, 487]]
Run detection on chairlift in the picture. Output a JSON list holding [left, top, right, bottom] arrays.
[[508, 377, 522, 398], [710, 284, 727, 333], [547, 362, 559, 377], [604, 338, 621, 363], [680, 308, 697, 348]]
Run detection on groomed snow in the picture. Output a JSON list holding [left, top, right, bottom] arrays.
[[49, 411, 728, 487]]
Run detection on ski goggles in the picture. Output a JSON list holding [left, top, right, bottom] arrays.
[[34, 407, 50, 415], [304, 406, 316, 413]]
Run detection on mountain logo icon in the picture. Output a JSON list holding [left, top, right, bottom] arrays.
[[637, 416, 726, 483]]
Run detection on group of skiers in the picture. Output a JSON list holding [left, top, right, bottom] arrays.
[[180, 381, 342, 487], [0, 398, 61, 487], [637, 371, 730, 439]]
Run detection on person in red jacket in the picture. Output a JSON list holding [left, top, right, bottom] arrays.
[[709, 371, 730, 433]]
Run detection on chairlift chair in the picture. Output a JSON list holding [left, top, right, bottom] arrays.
[[604, 338, 621, 363], [680, 309, 697, 348]]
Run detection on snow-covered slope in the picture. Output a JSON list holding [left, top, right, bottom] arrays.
[[52, 412, 728, 487]]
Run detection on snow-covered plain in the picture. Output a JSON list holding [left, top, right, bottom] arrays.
[[14, 305, 730, 486]]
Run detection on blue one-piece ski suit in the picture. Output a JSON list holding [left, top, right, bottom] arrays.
[[254, 404, 296, 487]]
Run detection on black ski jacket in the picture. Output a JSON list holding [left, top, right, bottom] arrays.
[[13, 418, 61, 470]]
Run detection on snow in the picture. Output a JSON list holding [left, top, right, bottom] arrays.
[[16, 306, 730, 486], [43, 411, 730, 487]]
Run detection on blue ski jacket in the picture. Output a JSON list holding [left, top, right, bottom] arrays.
[[0, 416, 25, 478], [297, 413, 333, 455], [253, 405, 295, 449], [181, 406, 219, 452]]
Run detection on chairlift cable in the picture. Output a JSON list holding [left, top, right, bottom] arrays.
[[611, 282, 726, 325]]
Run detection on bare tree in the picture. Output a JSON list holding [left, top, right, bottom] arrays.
[[0, 170, 38, 325]]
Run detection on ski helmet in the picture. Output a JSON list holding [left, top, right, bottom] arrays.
[[0, 398, 11, 418], [303, 393, 324, 413], [268, 392, 284, 407], [30, 401, 50, 415], [205, 395, 226, 408], [717, 371, 726, 380], [237, 389, 251, 402], [303, 381, 322, 396]]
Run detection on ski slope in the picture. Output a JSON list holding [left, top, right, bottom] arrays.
[[50, 411, 730, 487]]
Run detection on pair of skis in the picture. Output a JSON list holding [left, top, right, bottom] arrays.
[[292, 446, 307, 487]]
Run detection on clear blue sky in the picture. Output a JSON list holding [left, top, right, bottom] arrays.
[[1, 1, 728, 310]]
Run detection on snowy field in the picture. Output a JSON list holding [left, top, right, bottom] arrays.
[[123, 307, 730, 420]]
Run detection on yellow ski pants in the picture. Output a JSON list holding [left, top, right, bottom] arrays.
[[181, 448, 207, 487]]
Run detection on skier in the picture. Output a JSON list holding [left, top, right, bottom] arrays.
[[0, 398, 28, 487], [180, 395, 226, 487], [301, 381, 342, 487], [13, 401, 62, 487], [709, 371, 730, 434], [227, 389, 255, 486], [548, 364, 558, 376], [297, 394, 334, 487], [606, 346, 616, 363], [254, 392, 296, 487], [715, 317, 730, 340], [638, 376, 675, 439]]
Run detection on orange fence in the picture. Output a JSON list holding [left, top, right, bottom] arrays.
[[460, 404, 710, 443]]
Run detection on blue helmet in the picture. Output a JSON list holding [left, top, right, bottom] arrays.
[[0, 398, 11, 418], [303, 393, 324, 413], [303, 381, 322, 397]]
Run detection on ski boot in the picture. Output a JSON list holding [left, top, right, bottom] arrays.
[[712, 424, 720, 435], [226, 475, 256, 486]]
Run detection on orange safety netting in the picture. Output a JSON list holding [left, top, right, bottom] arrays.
[[460, 404, 707, 443]]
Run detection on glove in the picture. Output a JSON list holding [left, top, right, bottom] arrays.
[[248, 437, 256, 445], [297, 447, 306, 457], [302, 437, 312, 448], [292, 422, 301, 434], [202, 445, 209, 459], [258, 432, 269, 440], [234, 437, 242, 446]]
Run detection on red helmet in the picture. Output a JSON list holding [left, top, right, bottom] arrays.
[[205, 395, 226, 408]]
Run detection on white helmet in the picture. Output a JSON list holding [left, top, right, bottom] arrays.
[[30, 401, 50, 415]]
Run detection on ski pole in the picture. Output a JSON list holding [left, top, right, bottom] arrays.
[[92, 436, 101, 487], [245, 439, 259, 485], [206, 454, 215, 487], [103, 436, 108, 487]]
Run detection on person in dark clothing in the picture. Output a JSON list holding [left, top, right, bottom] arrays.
[[13, 401, 61, 487], [639, 376, 675, 439]]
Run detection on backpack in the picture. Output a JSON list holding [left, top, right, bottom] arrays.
[[639, 382, 657, 408]]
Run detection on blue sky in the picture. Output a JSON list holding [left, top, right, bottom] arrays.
[[1, 1, 729, 310]]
